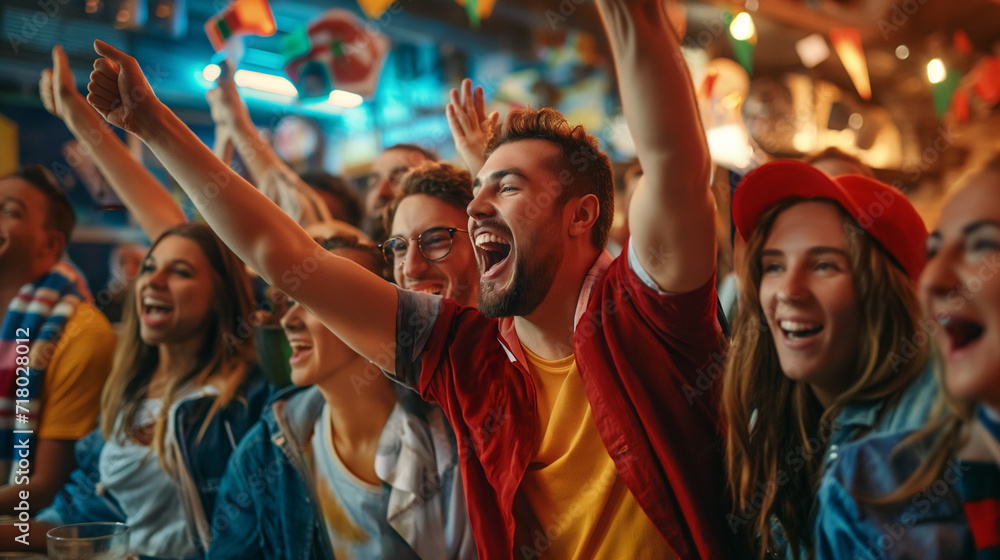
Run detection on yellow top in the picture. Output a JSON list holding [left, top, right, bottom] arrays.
[[39, 302, 115, 440], [516, 344, 677, 559]]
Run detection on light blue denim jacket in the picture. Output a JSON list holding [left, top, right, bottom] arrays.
[[770, 364, 939, 559], [812, 427, 996, 559], [207, 384, 476, 560]]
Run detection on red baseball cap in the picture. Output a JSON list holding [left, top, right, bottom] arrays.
[[732, 160, 927, 278]]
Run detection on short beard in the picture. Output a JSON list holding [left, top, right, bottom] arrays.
[[478, 244, 562, 318]]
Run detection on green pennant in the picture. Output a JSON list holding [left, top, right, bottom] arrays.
[[281, 25, 311, 61], [932, 70, 962, 119], [465, 0, 481, 28], [722, 10, 754, 76]]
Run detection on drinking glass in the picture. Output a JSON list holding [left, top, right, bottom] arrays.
[[46, 523, 130, 560]]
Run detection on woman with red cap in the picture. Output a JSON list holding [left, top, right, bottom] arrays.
[[721, 160, 938, 559], [813, 155, 1000, 559]]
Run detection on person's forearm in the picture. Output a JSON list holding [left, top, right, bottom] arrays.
[[595, 0, 709, 188], [133, 100, 399, 370], [229, 114, 285, 183], [597, 0, 716, 293], [227, 114, 332, 226], [62, 101, 185, 241], [213, 124, 235, 164], [135, 101, 312, 279]]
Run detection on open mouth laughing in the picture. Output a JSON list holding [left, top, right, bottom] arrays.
[[407, 283, 445, 296], [474, 230, 512, 278], [141, 295, 174, 326], [938, 314, 985, 353], [779, 320, 824, 341], [286, 339, 314, 365]]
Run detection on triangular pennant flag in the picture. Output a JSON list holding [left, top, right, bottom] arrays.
[[952, 88, 970, 123], [972, 57, 1000, 106], [932, 69, 962, 118], [953, 30, 973, 55], [205, 0, 276, 52], [454, 0, 496, 27], [355, 0, 397, 20], [722, 10, 755, 76], [830, 28, 871, 100]]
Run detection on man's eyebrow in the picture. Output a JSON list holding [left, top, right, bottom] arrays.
[[473, 168, 527, 190]]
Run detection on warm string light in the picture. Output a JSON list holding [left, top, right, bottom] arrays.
[[927, 58, 947, 84], [729, 12, 755, 41]]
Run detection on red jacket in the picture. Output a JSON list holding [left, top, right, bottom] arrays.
[[391, 245, 744, 559]]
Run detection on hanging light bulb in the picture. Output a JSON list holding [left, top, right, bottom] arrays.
[[927, 58, 946, 84], [730, 12, 755, 41]]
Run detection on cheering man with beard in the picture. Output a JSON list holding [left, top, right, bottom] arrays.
[[83, 0, 741, 556]]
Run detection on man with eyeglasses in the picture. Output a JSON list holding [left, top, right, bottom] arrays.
[[84, 0, 740, 555], [364, 144, 438, 243], [381, 161, 479, 307]]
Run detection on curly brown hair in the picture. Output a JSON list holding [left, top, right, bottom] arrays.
[[485, 107, 614, 249], [384, 161, 473, 232]]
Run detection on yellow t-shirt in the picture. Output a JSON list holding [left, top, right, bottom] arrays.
[[38, 302, 116, 440], [516, 344, 677, 559]]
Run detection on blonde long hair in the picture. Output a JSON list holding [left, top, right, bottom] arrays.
[[100, 223, 256, 474], [722, 198, 927, 558]]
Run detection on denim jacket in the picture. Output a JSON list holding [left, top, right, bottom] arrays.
[[36, 370, 270, 559], [207, 384, 475, 560], [813, 428, 995, 559], [770, 364, 939, 559]]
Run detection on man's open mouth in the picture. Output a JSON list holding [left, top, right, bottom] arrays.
[[475, 232, 512, 274]]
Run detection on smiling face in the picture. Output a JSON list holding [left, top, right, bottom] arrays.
[[134, 235, 216, 347], [281, 302, 359, 387], [388, 194, 478, 306], [920, 170, 1000, 408], [758, 201, 862, 406], [280, 248, 379, 386], [470, 139, 568, 318], [0, 178, 60, 281]]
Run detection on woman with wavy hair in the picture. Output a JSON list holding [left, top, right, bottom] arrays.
[[722, 160, 937, 559], [814, 154, 1000, 559], [0, 47, 270, 559]]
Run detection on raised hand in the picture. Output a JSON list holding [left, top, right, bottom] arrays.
[[445, 78, 499, 177], [39, 45, 88, 121], [87, 40, 160, 136], [206, 60, 251, 132]]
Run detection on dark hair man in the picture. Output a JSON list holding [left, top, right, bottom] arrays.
[[0, 165, 114, 515], [84, 0, 743, 555]]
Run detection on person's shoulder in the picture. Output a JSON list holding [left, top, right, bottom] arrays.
[[827, 429, 929, 495], [69, 301, 113, 326], [45, 302, 116, 374], [63, 302, 115, 341]]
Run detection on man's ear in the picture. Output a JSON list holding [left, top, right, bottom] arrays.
[[43, 229, 67, 259], [567, 194, 600, 239]]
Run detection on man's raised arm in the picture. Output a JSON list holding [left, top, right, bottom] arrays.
[[597, 0, 716, 293], [85, 40, 399, 372], [41, 45, 185, 242]]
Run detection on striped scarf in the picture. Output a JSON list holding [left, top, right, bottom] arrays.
[[0, 262, 86, 483]]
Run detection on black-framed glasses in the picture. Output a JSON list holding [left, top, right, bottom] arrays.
[[379, 227, 468, 267]]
